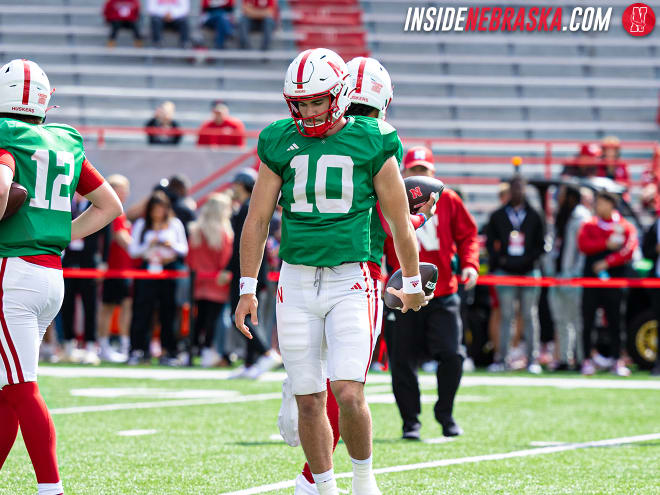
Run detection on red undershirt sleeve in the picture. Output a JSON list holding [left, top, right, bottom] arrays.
[[0, 149, 16, 178], [76, 158, 105, 196]]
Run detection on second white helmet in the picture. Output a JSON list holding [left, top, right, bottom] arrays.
[[0, 59, 51, 119], [347, 57, 393, 120]]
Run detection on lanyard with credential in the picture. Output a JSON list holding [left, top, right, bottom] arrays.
[[506, 206, 527, 231]]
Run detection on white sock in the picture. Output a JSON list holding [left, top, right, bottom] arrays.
[[312, 469, 338, 495], [351, 455, 373, 480], [99, 337, 110, 351], [38, 481, 63, 495]]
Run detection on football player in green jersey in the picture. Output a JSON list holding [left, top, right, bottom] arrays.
[[0, 59, 122, 495], [288, 56, 437, 494], [235, 48, 426, 495]]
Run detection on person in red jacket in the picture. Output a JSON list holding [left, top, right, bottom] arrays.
[[197, 101, 246, 147], [187, 193, 234, 368], [383, 146, 479, 439], [103, 0, 142, 47], [577, 190, 637, 377]]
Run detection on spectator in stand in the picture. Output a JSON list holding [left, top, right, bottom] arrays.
[[60, 194, 110, 365], [227, 169, 281, 378], [147, 0, 190, 48], [562, 143, 601, 179], [200, 0, 235, 49], [485, 175, 545, 373], [578, 190, 637, 377], [548, 185, 592, 371], [98, 175, 134, 362], [103, 0, 142, 47], [598, 136, 630, 188], [187, 193, 234, 367], [145, 101, 182, 146], [128, 190, 188, 366], [641, 212, 660, 376], [197, 101, 246, 147], [238, 0, 276, 51]]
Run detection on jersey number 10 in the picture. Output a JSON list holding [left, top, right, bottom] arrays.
[[30, 150, 74, 213], [290, 155, 354, 214]]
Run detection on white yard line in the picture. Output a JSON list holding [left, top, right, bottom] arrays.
[[117, 429, 158, 437], [50, 392, 282, 415], [529, 441, 568, 447], [38, 366, 660, 390], [218, 433, 660, 495]]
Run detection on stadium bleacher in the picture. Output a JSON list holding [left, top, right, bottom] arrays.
[[0, 0, 657, 221], [1, 0, 657, 140]]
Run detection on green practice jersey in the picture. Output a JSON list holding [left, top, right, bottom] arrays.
[[0, 118, 84, 257], [258, 116, 402, 267]]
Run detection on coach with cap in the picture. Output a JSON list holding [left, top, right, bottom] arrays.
[[383, 146, 479, 439]]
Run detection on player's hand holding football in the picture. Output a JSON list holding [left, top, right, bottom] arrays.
[[415, 192, 438, 218], [386, 285, 428, 313], [234, 294, 258, 339]]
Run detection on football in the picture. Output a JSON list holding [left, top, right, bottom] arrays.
[[383, 262, 438, 310], [2, 182, 28, 220], [403, 176, 445, 214]]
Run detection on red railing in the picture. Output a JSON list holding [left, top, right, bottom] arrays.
[[61, 268, 660, 289], [74, 125, 660, 202]]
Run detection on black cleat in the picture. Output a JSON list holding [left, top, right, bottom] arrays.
[[440, 418, 464, 437], [402, 422, 421, 441]]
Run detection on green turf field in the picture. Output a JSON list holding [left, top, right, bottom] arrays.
[[2, 366, 659, 495]]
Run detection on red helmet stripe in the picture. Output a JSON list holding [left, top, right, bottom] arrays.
[[22, 60, 31, 105], [355, 58, 367, 94], [296, 49, 313, 90]]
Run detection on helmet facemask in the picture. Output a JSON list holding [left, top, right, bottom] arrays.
[[285, 81, 346, 138]]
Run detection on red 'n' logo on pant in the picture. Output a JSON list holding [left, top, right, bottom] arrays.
[[277, 287, 283, 303]]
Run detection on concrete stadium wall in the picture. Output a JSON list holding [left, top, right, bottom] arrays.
[[85, 147, 253, 207]]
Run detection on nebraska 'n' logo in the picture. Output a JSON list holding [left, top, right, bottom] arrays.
[[409, 186, 423, 199], [623, 3, 656, 36], [633, 5, 648, 31], [277, 287, 283, 303]]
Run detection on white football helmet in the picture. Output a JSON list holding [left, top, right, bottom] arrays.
[[0, 59, 51, 119], [283, 48, 354, 137], [347, 57, 393, 120]]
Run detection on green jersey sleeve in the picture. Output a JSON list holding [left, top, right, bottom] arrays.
[[0, 119, 16, 150], [374, 119, 401, 176], [257, 119, 298, 177], [257, 123, 278, 175]]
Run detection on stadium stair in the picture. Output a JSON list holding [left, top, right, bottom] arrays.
[[287, 0, 369, 60]]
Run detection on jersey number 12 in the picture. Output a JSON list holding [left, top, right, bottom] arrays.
[[290, 155, 354, 214], [30, 150, 74, 212]]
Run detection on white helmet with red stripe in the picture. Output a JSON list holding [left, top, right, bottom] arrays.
[[283, 48, 353, 137], [0, 59, 51, 119], [347, 57, 393, 120]]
